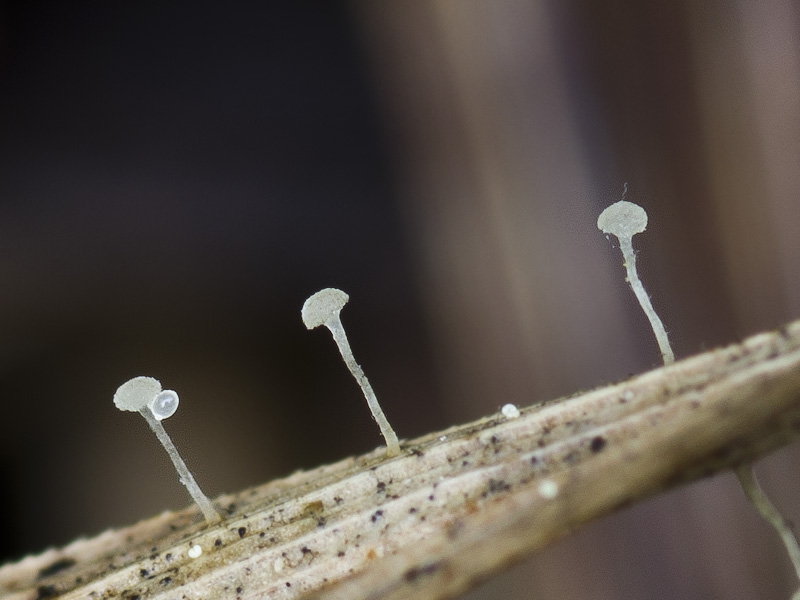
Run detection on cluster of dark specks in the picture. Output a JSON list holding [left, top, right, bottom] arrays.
[[375, 478, 401, 502], [404, 561, 440, 583], [484, 479, 511, 497], [370, 510, 384, 523]]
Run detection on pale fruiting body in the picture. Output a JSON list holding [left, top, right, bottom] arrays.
[[599, 198, 800, 594], [598, 200, 674, 364], [113, 376, 221, 524], [303, 288, 401, 457]]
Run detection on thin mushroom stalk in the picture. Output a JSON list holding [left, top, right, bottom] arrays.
[[302, 288, 401, 457], [138, 406, 220, 524]]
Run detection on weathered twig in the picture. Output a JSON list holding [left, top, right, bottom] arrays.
[[2, 321, 800, 600]]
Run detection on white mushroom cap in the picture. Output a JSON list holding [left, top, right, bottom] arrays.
[[597, 200, 648, 239], [114, 376, 162, 412], [302, 288, 349, 329]]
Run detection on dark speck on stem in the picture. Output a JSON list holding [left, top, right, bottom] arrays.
[[590, 436, 607, 453]]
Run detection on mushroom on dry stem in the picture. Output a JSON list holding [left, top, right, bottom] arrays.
[[302, 288, 401, 457], [597, 199, 674, 364], [113, 376, 221, 524], [599, 197, 800, 598]]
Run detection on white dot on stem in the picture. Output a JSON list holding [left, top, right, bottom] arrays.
[[538, 479, 559, 499]]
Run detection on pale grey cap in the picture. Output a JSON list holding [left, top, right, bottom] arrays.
[[597, 200, 648, 239], [114, 376, 162, 412], [302, 288, 349, 329]]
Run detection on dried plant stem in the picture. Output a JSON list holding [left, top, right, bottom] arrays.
[[3, 321, 800, 600]]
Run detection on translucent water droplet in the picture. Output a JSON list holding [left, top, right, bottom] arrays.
[[150, 390, 179, 420]]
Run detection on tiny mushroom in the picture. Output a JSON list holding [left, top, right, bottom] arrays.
[[599, 195, 800, 593], [597, 199, 674, 364], [302, 288, 401, 457], [114, 376, 221, 524]]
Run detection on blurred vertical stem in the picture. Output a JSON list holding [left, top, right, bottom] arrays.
[[736, 465, 800, 599]]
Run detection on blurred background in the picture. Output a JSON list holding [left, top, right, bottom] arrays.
[[1, 1, 799, 598]]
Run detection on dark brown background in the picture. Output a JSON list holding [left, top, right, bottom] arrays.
[[1, 2, 799, 599]]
